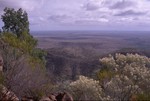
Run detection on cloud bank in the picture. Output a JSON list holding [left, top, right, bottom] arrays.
[[0, 0, 150, 30]]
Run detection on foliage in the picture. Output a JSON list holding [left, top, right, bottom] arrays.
[[1, 7, 46, 67], [97, 68, 115, 83], [1, 32, 46, 68], [1, 8, 29, 38], [67, 75, 104, 100], [1, 32, 36, 53], [29, 48, 47, 67], [0, 73, 4, 85], [0, 34, 50, 97], [23, 69, 53, 100], [0, 41, 51, 100], [136, 93, 150, 101], [98, 53, 150, 100], [0, 7, 49, 98]]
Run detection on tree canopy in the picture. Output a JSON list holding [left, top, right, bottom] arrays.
[[0, 7, 46, 68], [1, 8, 29, 38]]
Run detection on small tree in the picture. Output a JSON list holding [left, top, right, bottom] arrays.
[[1, 8, 46, 67], [1, 8, 29, 38]]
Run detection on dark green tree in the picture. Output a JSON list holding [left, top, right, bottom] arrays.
[[1, 8, 29, 38], [1, 8, 46, 67]]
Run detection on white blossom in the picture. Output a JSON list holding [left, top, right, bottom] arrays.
[[100, 53, 150, 100]]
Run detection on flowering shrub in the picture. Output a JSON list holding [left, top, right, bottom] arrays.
[[68, 75, 104, 100], [60, 53, 150, 100], [99, 53, 150, 100]]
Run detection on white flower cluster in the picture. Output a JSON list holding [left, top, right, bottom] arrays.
[[69, 75, 103, 100], [67, 53, 150, 100], [105, 74, 141, 100], [100, 53, 150, 100]]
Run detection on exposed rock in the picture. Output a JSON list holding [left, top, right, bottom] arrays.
[[40, 96, 52, 101], [61, 92, 73, 101], [0, 85, 19, 101], [39, 92, 73, 101], [21, 96, 34, 101], [55, 92, 73, 101], [49, 94, 56, 101], [130, 95, 137, 101]]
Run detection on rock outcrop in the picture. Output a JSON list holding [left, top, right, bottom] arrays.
[[0, 85, 19, 101], [40, 92, 73, 101]]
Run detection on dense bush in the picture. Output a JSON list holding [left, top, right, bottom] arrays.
[[98, 53, 150, 100], [50, 53, 150, 101], [0, 35, 52, 98], [0, 8, 50, 99], [63, 75, 105, 100]]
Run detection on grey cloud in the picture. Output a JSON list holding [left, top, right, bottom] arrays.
[[29, 17, 44, 25], [1, 0, 150, 31], [0, 0, 42, 13], [30, 22, 40, 25], [0, 0, 25, 22], [115, 10, 147, 16], [48, 14, 70, 22], [75, 18, 108, 25], [110, 0, 135, 9], [75, 20, 99, 24], [0, 1, 21, 10], [83, 2, 100, 11]]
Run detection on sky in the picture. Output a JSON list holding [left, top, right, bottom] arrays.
[[0, 0, 150, 31]]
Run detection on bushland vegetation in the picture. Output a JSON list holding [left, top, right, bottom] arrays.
[[0, 8, 51, 100], [0, 7, 150, 101], [57, 53, 150, 100]]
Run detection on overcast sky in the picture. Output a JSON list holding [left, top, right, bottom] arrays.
[[0, 0, 150, 31]]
